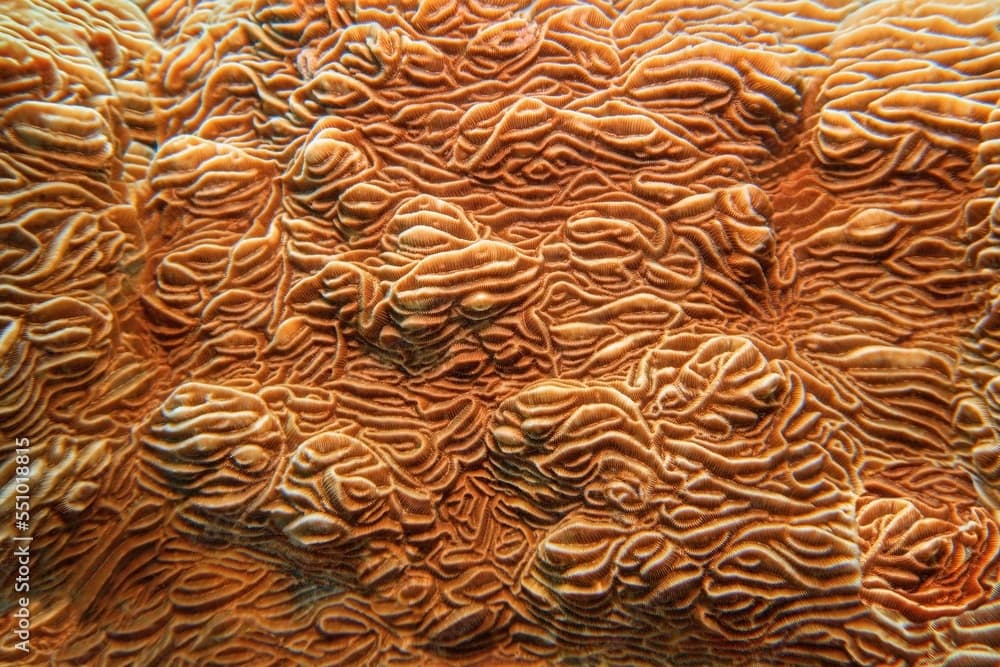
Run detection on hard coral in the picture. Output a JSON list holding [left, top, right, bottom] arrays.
[[2, 0, 1000, 665]]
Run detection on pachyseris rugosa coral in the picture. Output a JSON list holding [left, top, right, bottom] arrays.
[[2, 0, 1000, 665]]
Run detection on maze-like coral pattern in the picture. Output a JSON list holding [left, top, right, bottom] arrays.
[[2, 0, 1000, 665]]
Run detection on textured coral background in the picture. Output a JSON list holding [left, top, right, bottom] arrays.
[[2, 0, 1000, 664]]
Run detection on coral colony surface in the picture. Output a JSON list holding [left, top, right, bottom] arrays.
[[3, 0, 1000, 664]]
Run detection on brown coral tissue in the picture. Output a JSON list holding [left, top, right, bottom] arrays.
[[5, 0, 1000, 664]]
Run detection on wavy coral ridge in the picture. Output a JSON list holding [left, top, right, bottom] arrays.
[[2, 0, 1000, 664]]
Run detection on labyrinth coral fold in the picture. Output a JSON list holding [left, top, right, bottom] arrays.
[[2, 0, 1000, 665]]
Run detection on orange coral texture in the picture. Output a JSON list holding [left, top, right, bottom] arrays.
[[2, 0, 1000, 664]]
